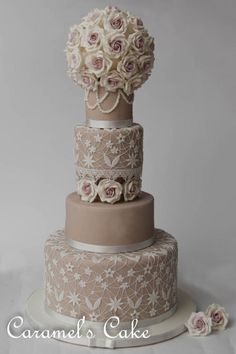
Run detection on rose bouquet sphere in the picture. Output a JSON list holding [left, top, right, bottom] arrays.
[[65, 6, 155, 96]]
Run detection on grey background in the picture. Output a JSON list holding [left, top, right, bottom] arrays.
[[0, 0, 236, 353]]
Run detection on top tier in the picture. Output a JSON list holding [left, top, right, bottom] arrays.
[[65, 6, 155, 126], [85, 86, 133, 128]]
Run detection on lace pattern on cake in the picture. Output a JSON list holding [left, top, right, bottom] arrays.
[[74, 124, 143, 182], [45, 229, 178, 322]]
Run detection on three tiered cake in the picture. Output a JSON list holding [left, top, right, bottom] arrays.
[[26, 6, 196, 348]]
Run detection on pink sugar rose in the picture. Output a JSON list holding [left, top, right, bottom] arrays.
[[67, 25, 81, 48], [85, 51, 112, 77], [100, 71, 124, 92], [77, 178, 97, 202], [138, 54, 155, 74], [205, 304, 229, 331], [104, 33, 128, 59], [185, 312, 212, 336], [98, 179, 122, 204], [66, 48, 81, 70], [130, 32, 146, 53], [76, 71, 97, 91], [104, 11, 128, 33], [117, 55, 138, 79]]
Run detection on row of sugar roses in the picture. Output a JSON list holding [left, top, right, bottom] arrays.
[[77, 176, 141, 204]]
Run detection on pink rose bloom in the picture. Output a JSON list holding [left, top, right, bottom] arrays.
[[85, 51, 112, 77], [117, 55, 138, 79], [77, 178, 97, 202], [205, 304, 229, 331], [100, 71, 124, 92], [104, 12, 128, 33], [77, 71, 97, 91], [130, 32, 146, 53], [66, 48, 81, 70], [104, 33, 128, 59], [185, 312, 212, 336], [85, 27, 103, 51], [138, 54, 155, 74], [67, 25, 81, 48], [98, 179, 122, 204]]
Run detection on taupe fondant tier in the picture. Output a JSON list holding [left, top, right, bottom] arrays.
[[45, 229, 178, 323], [65, 192, 154, 249], [86, 86, 133, 127]]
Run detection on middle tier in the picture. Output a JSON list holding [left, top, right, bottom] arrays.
[[65, 191, 155, 252]]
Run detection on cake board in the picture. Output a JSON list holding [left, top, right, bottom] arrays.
[[25, 288, 196, 348]]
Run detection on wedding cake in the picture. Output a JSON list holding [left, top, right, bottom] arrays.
[[26, 6, 196, 348]]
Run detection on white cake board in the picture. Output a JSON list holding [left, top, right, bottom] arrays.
[[25, 288, 196, 348]]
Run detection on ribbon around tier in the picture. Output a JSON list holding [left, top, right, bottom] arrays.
[[86, 119, 132, 129], [66, 235, 155, 253]]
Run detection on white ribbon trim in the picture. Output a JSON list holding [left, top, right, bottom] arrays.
[[86, 119, 132, 129], [66, 236, 155, 253], [45, 304, 177, 331]]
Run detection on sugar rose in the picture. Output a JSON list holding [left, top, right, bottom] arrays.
[[98, 179, 122, 204], [117, 55, 138, 79], [77, 178, 98, 202], [205, 304, 229, 331], [104, 33, 128, 59], [185, 312, 212, 336], [124, 178, 141, 201], [85, 51, 112, 77], [100, 71, 124, 92], [76, 71, 97, 91]]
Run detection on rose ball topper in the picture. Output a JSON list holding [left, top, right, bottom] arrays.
[[65, 6, 155, 114]]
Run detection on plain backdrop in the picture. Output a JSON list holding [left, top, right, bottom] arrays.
[[0, 0, 236, 353]]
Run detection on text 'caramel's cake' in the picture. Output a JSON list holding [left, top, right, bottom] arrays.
[[43, 5, 178, 340]]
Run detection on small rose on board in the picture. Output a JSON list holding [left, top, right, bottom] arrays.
[[205, 304, 229, 331], [185, 312, 212, 336]]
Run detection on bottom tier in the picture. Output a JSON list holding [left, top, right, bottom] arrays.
[[44, 229, 178, 324]]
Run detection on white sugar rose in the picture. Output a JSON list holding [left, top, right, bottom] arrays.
[[205, 304, 229, 331], [104, 33, 128, 59], [117, 54, 138, 79], [125, 74, 144, 95], [104, 5, 121, 15], [83, 26, 103, 51], [129, 32, 147, 53], [129, 17, 144, 31], [76, 71, 97, 91], [138, 54, 155, 74], [185, 312, 212, 336], [100, 71, 124, 92], [98, 179, 122, 204], [124, 178, 141, 201], [104, 11, 128, 33], [77, 178, 97, 202], [66, 48, 82, 70], [67, 25, 82, 48], [146, 36, 155, 52], [83, 8, 104, 25], [85, 51, 112, 77]]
